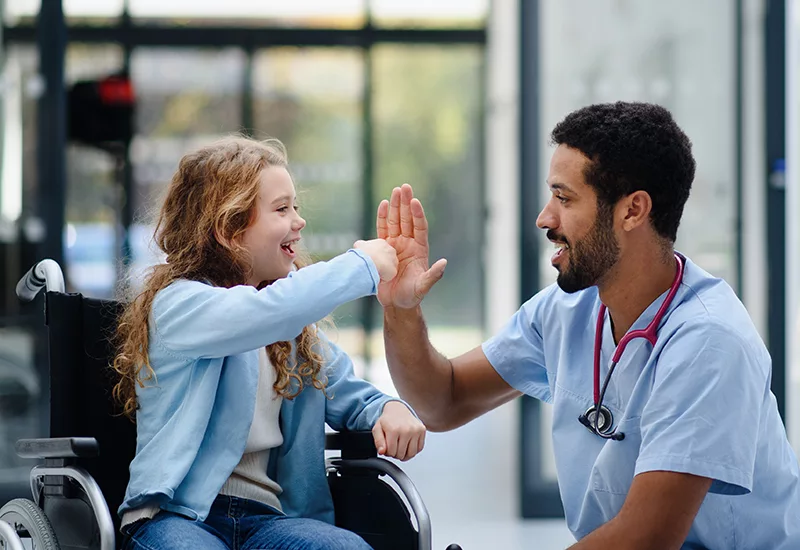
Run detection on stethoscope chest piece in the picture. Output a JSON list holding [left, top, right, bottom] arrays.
[[581, 404, 614, 435]]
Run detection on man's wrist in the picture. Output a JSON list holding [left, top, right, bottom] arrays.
[[383, 304, 423, 322]]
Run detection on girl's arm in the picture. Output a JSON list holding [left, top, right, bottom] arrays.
[[322, 334, 426, 460], [151, 250, 378, 359]]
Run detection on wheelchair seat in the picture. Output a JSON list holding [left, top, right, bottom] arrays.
[[0, 260, 461, 550]]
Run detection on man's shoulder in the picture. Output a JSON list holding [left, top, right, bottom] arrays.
[[672, 257, 762, 345], [661, 304, 770, 376]]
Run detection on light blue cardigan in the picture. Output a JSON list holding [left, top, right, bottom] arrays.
[[118, 249, 407, 523]]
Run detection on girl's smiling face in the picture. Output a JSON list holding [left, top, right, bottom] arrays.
[[240, 165, 306, 286]]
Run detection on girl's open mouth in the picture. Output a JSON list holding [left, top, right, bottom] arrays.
[[281, 239, 299, 258]]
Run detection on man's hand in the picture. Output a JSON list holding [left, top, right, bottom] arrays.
[[376, 184, 447, 308], [372, 401, 427, 461]]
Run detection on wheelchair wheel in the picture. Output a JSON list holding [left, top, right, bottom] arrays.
[[0, 498, 60, 550]]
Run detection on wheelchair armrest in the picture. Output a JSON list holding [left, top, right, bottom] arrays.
[[15, 437, 99, 459], [325, 431, 377, 459]]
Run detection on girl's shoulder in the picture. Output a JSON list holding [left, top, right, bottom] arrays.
[[155, 279, 222, 302]]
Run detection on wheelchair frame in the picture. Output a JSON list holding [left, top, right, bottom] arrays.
[[0, 259, 445, 550]]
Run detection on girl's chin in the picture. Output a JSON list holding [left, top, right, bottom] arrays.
[[253, 270, 293, 287]]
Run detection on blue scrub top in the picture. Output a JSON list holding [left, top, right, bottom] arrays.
[[483, 254, 800, 549]]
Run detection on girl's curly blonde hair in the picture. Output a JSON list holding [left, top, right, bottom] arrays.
[[112, 136, 328, 419]]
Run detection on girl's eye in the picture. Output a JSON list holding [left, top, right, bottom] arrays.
[[277, 206, 288, 213]]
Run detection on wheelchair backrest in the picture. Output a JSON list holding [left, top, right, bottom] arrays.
[[44, 291, 136, 536]]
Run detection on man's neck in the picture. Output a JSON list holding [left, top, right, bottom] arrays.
[[598, 248, 677, 344]]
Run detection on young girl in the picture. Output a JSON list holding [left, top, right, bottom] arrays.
[[112, 136, 426, 550]]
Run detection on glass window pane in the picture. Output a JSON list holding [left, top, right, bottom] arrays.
[[4, 45, 41, 239], [0, 326, 42, 497], [4, 0, 124, 25], [129, 0, 365, 28], [63, 44, 124, 298], [539, 0, 737, 287], [370, 0, 488, 28], [787, 0, 800, 449], [66, 43, 124, 84], [535, 0, 737, 486], [127, 48, 246, 289], [371, 44, 484, 390], [252, 47, 366, 366]]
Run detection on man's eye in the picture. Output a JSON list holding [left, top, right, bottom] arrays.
[[556, 195, 568, 204]]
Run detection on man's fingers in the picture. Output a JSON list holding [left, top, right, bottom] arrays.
[[410, 198, 429, 247], [372, 423, 387, 455], [400, 184, 414, 237], [387, 187, 401, 238], [376, 200, 389, 240], [417, 259, 447, 297]]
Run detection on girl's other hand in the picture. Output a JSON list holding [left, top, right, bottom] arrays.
[[371, 401, 427, 461]]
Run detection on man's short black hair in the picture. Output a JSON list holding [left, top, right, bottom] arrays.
[[550, 101, 695, 242]]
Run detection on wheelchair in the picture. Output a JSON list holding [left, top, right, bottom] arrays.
[[0, 260, 462, 550]]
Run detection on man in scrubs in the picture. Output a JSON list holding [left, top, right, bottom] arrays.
[[377, 102, 800, 548]]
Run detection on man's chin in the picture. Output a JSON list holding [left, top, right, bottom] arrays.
[[556, 273, 590, 294]]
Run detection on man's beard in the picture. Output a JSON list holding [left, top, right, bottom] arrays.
[[550, 206, 620, 293]]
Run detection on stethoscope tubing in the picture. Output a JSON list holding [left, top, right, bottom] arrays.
[[587, 253, 686, 440]]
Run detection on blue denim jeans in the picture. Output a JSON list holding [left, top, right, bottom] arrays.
[[121, 495, 373, 550]]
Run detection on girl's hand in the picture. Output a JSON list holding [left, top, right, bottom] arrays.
[[354, 239, 399, 282], [372, 401, 427, 461]]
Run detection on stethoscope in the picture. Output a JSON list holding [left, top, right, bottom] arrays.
[[577, 253, 685, 441]]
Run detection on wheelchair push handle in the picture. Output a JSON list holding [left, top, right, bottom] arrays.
[[16, 259, 65, 302]]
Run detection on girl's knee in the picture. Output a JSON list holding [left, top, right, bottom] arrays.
[[326, 529, 372, 550], [123, 513, 227, 550]]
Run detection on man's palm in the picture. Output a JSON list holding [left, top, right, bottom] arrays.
[[376, 185, 446, 309], [378, 236, 430, 308]]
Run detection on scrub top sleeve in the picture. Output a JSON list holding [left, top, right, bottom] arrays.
[[635, 322, 765, 495], [482, 296, 551, 403]]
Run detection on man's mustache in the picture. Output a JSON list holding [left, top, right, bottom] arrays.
[[546, 230, 569, 246]]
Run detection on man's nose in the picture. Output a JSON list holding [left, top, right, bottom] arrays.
[[536, 202, 557, 230]]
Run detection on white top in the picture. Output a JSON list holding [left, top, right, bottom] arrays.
[[218, 347, 284, 509]]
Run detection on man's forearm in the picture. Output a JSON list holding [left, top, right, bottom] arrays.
[[569, 471, 709, 550], [383, 306, 454, 430], [569, 518, 679, 550], [569, 519, 646, 550]]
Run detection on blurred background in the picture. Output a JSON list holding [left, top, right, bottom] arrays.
[[0, 0, 798, 548]]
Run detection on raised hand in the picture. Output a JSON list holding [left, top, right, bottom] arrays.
[[376, 184, 447, 309]]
